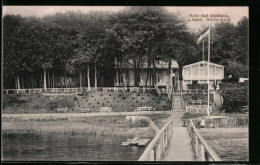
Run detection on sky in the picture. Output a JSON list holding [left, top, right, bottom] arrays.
[[3, 6, 248, 32]]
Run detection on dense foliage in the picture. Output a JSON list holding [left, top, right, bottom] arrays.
[[210, 17, 249, 81], [3, 7, 248, 89], [186, 83, 208, 90], [219, 82, 248, 112]]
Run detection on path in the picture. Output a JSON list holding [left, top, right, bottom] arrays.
[[163, 109, 194, 161], [163, 127, 194, 161]]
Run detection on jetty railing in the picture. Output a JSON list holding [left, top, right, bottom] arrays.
[[138, 120, 173, 161], [187, 119, 221, 161]]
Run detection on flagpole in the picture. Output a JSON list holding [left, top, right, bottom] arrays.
[[207, 25, 211, 117], [202, 40, 204, 61]]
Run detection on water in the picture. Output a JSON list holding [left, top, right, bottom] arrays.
[[2, 132, 146, 161]]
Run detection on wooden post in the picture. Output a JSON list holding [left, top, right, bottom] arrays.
[[149, 150, 155, 161], [200, 143, 205, 161], [195, 135, 199, 159]]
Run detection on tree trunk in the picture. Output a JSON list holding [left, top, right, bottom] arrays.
[[27, 75, 29, 88], [126, 59, 129, 89], [168, 60, 172, 94], [152, 59, 156, 86], [79, 70, 82, 88], [21, 76, 24, 89], [87, 65, 91, 92], [64, 72, 67, 88], [16, 75, 20, 89], [94, 62, 97, 90], [47, 71, 50, 88], [43, 68, 47, 92], [31, 75, 33, 88], [141, 57, 145, 88], [146, 59, 151, 87], [52, 72, 55, 88], [133, 59, 137, 86], [33, 75, 36, 88], [136, 56, 141, 87]]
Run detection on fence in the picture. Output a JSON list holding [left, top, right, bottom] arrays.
[[138, 120, 173, 161], [190, 116, 248, 128], [3, 87, 157, 95], [185, 105, 212, 114], [181, 89, 215, 94], [187, 119, 222, 161]]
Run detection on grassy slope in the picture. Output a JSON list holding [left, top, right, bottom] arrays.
[[3, 92, 171, 113], [76, 92, 171, 112]]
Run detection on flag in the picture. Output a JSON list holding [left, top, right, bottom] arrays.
[[197, 26, 210, 44]]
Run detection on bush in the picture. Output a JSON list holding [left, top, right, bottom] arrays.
[[186, 83, 208, 90], [46, 97, 74, 111], [3, 95, 26, 109], [220, 82, 248, 112], [183, 93, 214, 104], [128, 118, 150, 128]]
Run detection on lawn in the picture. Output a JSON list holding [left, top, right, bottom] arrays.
[[2, 115, 155, 139], [143, 113, 172, 129]]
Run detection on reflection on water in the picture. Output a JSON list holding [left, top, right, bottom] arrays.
[[2, 132, 146, 161]]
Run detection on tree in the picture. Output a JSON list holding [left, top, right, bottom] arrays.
[[109, 7, 198, 87], [210, 18, 249, 81]]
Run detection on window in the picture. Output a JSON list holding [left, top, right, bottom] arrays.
[[156, 72, 163, 83], [185, 70, 190, 75], [195, 70, 198, 75], [200, 70, 206, 75], [214, 70, 218, 75]]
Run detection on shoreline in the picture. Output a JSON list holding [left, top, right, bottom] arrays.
[[2, 111, 172, 120]]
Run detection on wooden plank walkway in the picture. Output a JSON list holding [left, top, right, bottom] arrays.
[[163, 127, 194, 161]]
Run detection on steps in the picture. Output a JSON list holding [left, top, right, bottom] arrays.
[[173, 95, 184, 111], [214, 93, 222, 106]]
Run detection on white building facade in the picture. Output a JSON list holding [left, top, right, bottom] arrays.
[[182, 61, 224, 90]]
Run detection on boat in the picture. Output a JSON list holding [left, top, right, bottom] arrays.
[[121, 137, 150, 147], [138, 139, 150, 146], [121, 142, 130, 147], [129, 137, 140, 146]]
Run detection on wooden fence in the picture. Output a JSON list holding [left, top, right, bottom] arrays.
[[185, 105, 213, 114], [3, 87, 157, 95], [190, 116, 248, 128], [138, 121, 173, 161], [181, 89, 215, 94], [187, 119, 222, 161]]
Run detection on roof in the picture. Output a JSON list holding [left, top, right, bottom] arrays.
[[183, 60, 224, 68]]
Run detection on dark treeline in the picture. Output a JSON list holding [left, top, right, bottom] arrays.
[[3, 7, 248, 89]]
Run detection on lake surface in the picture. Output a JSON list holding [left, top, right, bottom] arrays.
[[198, 128, 248, 161], [2, 132, 146, 161]]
